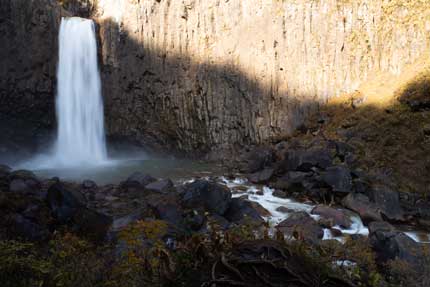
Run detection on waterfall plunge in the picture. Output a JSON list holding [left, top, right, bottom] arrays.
[[54, 17, 107, 166]]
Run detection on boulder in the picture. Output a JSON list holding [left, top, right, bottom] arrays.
[[243, 147, 274, 173], [341, 193, 382, 224], [271, 171, 313, 192], [276, 211, 324, 244], [7, 213, 49, 241], [82, 179, 97, 189], [0, 164, 11, 191], [282, 148, 332, 172], [311, 205, 353, 228], [183, 210, 205, 231], [146, 193, 184, 231], [333, 141, 355, 161], [275, 206, 294, 213], [247, 168, 274, 184], [272, 190, 288, 199], [181, 180, 232, 215], [145, 179, 174, 193], [47, 182, 86, 223], [201, 214, 231, 232], [368, 221, 396, 234], [368, 185, 405, 222], [249, 201, 271, 217], [0, 164, 11, 173], [369, 228, 424, 266], [9, 177, 42, 197], [110, 212, 144, 233], [224, 197, 266, 224], [319, 166, 352, 193], [124, 172, 157, 187], [73, 208, 112, 241], [9, 170, 37, 180]]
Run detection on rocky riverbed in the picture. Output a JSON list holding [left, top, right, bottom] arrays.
[[1, 136, 430, 286]]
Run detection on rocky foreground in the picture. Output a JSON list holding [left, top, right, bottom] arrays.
[[1, 137, 430, 286]]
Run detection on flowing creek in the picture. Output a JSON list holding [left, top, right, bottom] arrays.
[[217, 177, 430, 244], [27, 157, 430, 244]]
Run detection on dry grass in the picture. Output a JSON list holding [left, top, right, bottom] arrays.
[[304, 54, 430, 194]]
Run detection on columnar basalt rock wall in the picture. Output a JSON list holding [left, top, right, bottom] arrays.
[[1, 0, 430, 157], [96, 0, 430, 155], [0, 0, 66, 158]]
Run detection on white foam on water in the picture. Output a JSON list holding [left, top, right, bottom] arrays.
[[220, 177, 370, 242], [332, 214, 369, 237], [404, 231, 430, 243]]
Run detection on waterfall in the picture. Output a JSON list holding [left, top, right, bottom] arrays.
[[54, 17, 107, 166]]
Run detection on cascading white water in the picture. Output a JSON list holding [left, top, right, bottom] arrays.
[[54, 17, 107, 166]]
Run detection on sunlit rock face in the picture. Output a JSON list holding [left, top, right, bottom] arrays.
[[94, 0, 430, 155]]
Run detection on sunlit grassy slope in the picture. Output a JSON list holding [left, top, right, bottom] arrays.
[[301, 53, 430, 194]]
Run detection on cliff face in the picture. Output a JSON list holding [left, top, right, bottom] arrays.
[[0, 0, 65, 159], [95, 0, 430, 155], [1, 0, 429, 158]]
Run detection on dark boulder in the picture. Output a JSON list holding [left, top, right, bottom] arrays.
[[124, 172, 157, 187], [10, 170, 37, 180], [369, 228, 424, 266], [368, 185, 405, 222], [319, 166, 352, 193], [271, 171, 313, 192], [333, 141, 355, 161], [249, 201, 271, 217], [145, 179, 174, 194], [9, 177, 42, 197], [7, 213, 49, 241], [110, 212, 144, 233], [311, 205, 353, 228], [146, 193, 185, 235], [242, 146, 274, 173], [276, 206, 294, 213], [272, 190, 288, 198], [6, 169, 42, 197], [368, 221, 396, 234], [181, 180, 232, 215], [224, 197, 267, 224], [47, 182, 86, 223], [276, 211, 324, 244], [247, 168, 274, 184], [341, 193, 382, 224], [82, 179, 97, 189], [183, 210, 205, 231], [282, 148, 332, 172], [0, 164, 11, 191], [73, 208, 112, 241], [0, 164, 11, 173]]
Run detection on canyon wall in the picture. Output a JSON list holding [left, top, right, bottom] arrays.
[[0, 0, 67, 160], [95, 0, 430, 155], [1, 0, 429, 158]]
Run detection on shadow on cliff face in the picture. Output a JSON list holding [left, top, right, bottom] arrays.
[[97, 17, 315, 158], [0, 0, 69, 165], [0, 2, 428, 175], [97, 14, 430, 193]]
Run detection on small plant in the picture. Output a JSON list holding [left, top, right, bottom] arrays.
[[0, 240, 51, 287], [107, 220, 170, 287]]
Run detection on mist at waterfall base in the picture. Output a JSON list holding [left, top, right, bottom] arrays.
[[19, 17, 213, 183]]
